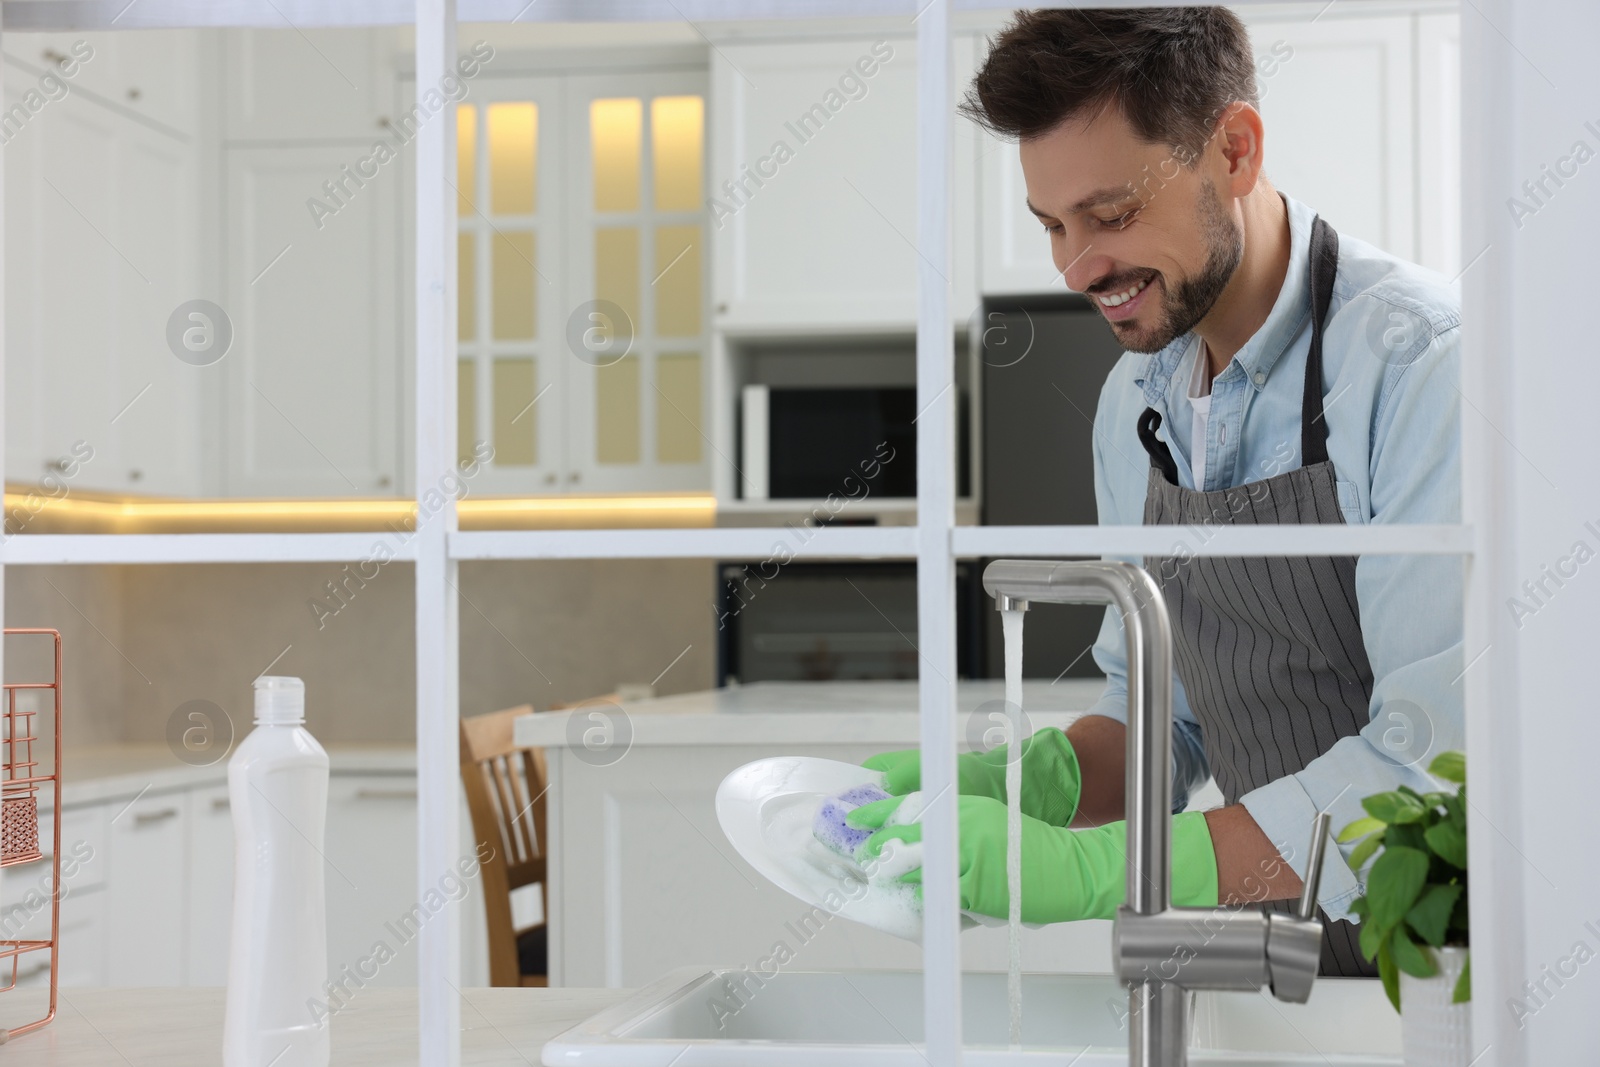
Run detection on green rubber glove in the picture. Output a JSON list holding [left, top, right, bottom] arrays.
[[847, 794, 1219, 924], [861, 727, 1083, 827]]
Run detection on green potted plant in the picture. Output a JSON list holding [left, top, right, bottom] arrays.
[[1340, 750, 1470, 1067]]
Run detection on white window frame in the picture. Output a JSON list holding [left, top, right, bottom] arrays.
[[0, 2, 1525, 1065]]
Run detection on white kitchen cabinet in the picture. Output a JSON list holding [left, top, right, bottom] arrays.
[[106, 788, 190, 986], [0, 801, 111, 990], [185, 783, 234, 986], [7, 30, 203, 138], [1, 767, 488, 989], [0, 800, 112, 987], [323, 774, 421, 985], [0, 883, 108, 991], [222, 28, 396, 141], [1243, 10, 1417, 260], [1416, 11, 1463, 275], [709, 33, 978, 330], [3, 70, 202, 496], [52, 886, 109, 988], [222, 144, 400, 496], [971, 24, 1073, 298], [34, 798, 111, 894], [319, 774, 491, 989]]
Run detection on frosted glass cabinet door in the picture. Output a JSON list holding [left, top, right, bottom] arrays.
[[223, 144, 399, 496], [453, 82, 570, 496], [565, 71, 711, 494]]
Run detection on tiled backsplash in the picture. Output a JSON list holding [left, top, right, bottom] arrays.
[[4, 559, 716, 745]]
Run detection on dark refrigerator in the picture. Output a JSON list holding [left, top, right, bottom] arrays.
[[979, 292, 1130, 681]]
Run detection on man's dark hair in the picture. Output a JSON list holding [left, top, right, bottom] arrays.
[[958, 7, 1258, 165]]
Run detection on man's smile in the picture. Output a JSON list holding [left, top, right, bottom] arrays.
[[1092, 271, 1159, 323]]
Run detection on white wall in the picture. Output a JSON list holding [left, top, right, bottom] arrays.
[[1466, 0, 1600, 1061]]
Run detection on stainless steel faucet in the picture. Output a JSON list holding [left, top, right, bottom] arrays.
[[983, 559, 1332, 1067]]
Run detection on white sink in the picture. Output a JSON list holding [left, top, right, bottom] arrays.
[[541, 968, 1402, 1066]]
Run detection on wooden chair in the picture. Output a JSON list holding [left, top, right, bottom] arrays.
[[460, 705, 551, 987]]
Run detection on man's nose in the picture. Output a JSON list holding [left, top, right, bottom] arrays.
[[1060, 241, 1110, 295]]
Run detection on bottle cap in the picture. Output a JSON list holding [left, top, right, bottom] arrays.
[[254, 675, 305, 725]]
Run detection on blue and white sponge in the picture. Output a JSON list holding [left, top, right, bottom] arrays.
[[811, 783, 891, 859]]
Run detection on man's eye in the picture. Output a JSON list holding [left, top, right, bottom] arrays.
[[1042, 222, 1063, 235], [1099, 210, 1138, 229]]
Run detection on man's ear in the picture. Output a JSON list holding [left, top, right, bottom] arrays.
[[1213, 101, 1266, 198]]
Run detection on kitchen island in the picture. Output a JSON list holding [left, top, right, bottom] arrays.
[[513, 680, 1224, 987]]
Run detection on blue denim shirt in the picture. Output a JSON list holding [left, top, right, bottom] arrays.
[[1086, 193, 1464, 923]]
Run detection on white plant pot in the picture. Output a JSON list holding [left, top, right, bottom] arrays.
[[1400, 944, 1472, 1067]]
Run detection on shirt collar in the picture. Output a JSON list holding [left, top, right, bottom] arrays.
[[1134, 192, 1316, 406], [1185, 337, 1211, 400]]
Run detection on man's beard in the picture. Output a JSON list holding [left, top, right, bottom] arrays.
[[1104, 180, 1243, 354]]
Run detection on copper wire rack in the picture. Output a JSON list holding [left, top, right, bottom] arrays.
[[0, 629, 63, 1043]]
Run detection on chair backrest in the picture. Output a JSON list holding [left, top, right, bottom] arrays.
[[460, 705, 547, 987], [460, 704, 548, 893]]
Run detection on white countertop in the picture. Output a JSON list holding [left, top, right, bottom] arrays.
[[38, 743, 416, 809], [0, 987, 630, 1066], [514, 678, 1106, 748]]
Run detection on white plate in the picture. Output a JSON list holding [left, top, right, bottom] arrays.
[[715, 755, 988, 942]]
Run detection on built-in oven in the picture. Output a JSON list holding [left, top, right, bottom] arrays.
[[714, 560, 983, 684]]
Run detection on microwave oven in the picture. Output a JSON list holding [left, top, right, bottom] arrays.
[[740, 384, 967, 500]]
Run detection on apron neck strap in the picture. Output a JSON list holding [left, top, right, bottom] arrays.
[[1301, 215, 1339, 467], [1137, 407, 1179, 484]]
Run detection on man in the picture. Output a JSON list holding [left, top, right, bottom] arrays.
[[852, 7, 1462, 978]]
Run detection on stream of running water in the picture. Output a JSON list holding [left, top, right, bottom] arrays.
[[1001, 607, 1025, 1047]]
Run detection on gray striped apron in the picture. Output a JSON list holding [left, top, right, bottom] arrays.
[[1134, 216, 1377, 978]]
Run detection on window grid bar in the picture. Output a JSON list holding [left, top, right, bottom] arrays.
[[914, 4, 962, 1063], [416, 3, 463, 1065], [0, 522, 1473, 566]]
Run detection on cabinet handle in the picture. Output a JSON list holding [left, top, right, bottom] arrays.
[[354, 788, 418, 801], [567, 471, 580, 484], [133, 808, 180, 827], [41, 48, 68, 65], [211, 797, 231, 812], [544, 473, 557, 485]]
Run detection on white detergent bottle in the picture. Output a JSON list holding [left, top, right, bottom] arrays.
[[223, 675, 331, 1067]]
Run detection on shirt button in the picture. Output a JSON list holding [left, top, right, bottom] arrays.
[[1253, 371, 1266, 385]]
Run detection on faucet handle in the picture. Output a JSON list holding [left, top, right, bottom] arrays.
[[1296, 812, 1333, 921], [1265, 812, 1334, 1004]]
